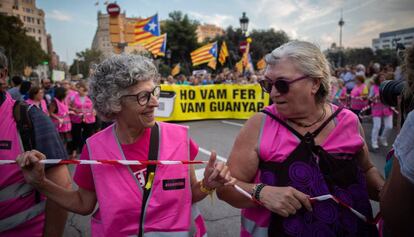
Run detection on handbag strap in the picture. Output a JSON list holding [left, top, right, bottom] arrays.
[[139, 123, 159, 237]]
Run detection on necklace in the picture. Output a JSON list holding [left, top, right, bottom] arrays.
[[288, 106, 327, 128]]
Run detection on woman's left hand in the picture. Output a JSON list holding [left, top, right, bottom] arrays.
[[203, 151, 235, 189]]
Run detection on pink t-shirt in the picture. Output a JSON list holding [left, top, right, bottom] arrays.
[[74, 127, 199, 191]]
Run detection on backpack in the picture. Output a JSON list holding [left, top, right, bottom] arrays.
[[12, 100, 41, 202], [13, 100, 35, 151]]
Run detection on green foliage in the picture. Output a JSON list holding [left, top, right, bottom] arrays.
[[0, 15, 48, 75], [344, 47, 375, 66], [249, 29, 289, 65], [161, 11, 199, 66], [158, 63, 171, 77], [211, 27, 289, 70], [69, 48, 102, 77], [326, 47, 399, 68], [373, 49, 399, 67]]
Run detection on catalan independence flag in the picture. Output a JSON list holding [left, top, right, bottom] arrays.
[[190, 42, 218, 67], [218, 41, 229, 65], [141, 34, 167, 57], [171, 63, 180, 76], [134, 14, 160, 45]]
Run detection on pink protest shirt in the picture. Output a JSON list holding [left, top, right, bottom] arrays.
[[74, 127, 199, 191]]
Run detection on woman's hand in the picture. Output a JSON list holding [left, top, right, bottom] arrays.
[[203, 151, 235, 189], [259, 186, 313, 217], [16, 150, 47, 187]]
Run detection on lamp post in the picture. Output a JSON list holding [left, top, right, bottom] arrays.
[[239, 12, 249, 36]]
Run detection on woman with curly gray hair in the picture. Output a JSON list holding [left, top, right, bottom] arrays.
[[17, 54, 234, 236], [218, 41, 383, 236]]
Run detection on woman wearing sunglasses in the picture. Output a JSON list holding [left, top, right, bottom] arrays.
[[217, 41, 384, 236], [16, 54, 234, 236]]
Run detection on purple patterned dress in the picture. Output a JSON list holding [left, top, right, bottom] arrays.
[[259, 108, 378, 237]]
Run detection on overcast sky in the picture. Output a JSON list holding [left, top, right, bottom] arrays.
[[37, 0, 414, 64]]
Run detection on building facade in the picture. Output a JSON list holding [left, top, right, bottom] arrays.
[[91, 11, 147, 58], [372, 27, 414, 51], [196, 23, 225, 43], [0, 0, 49, 53], [91, 11, 113, 58]]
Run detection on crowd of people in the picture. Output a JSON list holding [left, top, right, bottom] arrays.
[[5, 76, 98, 158], [1, 40, 413, 237]]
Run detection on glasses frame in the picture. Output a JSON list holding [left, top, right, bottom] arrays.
[[259, 75, 310, 94], [123, 86, 161, 106]]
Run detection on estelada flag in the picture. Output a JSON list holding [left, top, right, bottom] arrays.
[[207, 58, 217, 70], [141, 34, 167, 57], [190, 42, 217, 67], [171, 63, 180, 76], [133, 14, 160, 45], [218, 41, 229, 65]]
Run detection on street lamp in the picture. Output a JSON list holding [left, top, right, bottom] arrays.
[[239, 12, 249, 36]]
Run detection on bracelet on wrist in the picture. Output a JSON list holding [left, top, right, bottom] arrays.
[[252, 183, 266, 201], [200, 179, 215, 195]]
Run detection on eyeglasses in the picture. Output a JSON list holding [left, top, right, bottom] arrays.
[[123, 86, 161, 106], [259, 75, 310, 94]]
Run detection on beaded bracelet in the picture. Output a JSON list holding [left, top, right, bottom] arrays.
[[252, 183, 266, 201]]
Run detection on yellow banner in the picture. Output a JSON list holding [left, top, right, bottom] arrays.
[[155, 84, 270, 121]]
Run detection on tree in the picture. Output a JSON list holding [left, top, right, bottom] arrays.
[[374, 49, 400, 67], [161, 11, 199, 75], [211, 27, 289, 70], [0, 15, 48, 75], [69, 48, 102, 78], [249, 29, 289, 65], [343, 47, 375, 66]]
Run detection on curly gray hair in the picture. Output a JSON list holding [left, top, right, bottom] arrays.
[[89, 54, 158, 121], [265, 41, 331, 104]]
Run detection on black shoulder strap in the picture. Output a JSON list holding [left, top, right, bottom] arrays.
[[311, 106, 343, 137], [13, 101, 35, 151], [13, 101, 41, 203], [139, 123, 159, 237], [262, 106, 344, 140], [261, 109, 305, 140]]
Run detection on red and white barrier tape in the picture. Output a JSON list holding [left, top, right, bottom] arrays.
[[310, 194, 381, 224], [0, 159, 208, 165], [233, 189, 380, 224], [2, 158, 380, 223]]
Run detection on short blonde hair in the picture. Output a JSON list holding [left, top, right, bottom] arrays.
[[265, 41, 331, 104]]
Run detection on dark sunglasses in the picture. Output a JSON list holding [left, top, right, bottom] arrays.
[[259, 75, 310, 94], [123, 86, 161, 106]]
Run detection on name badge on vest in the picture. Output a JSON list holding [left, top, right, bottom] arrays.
[[0, 140, 12, 150], [163, 178, 185, 190]]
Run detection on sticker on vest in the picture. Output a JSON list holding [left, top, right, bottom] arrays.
[[133, 168, 147, 188], [0, 140, 12, 150], [163, 178, 186, 190]]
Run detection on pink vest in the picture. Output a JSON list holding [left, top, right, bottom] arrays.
[[0, 93, 45, 236], [70, 94, 95, 124], [26, 98, 48, 115], [350, 84, 368, 110], [65, 89, 78, 106], [338, 88, 349, 108], [240, 104, 364, 237], [51, 98, 72, 132], [371, 85, 393, 117], [87, 122, 205, 237]]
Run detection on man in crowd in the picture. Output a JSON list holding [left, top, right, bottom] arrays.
[[7, 75, 23, 101]]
